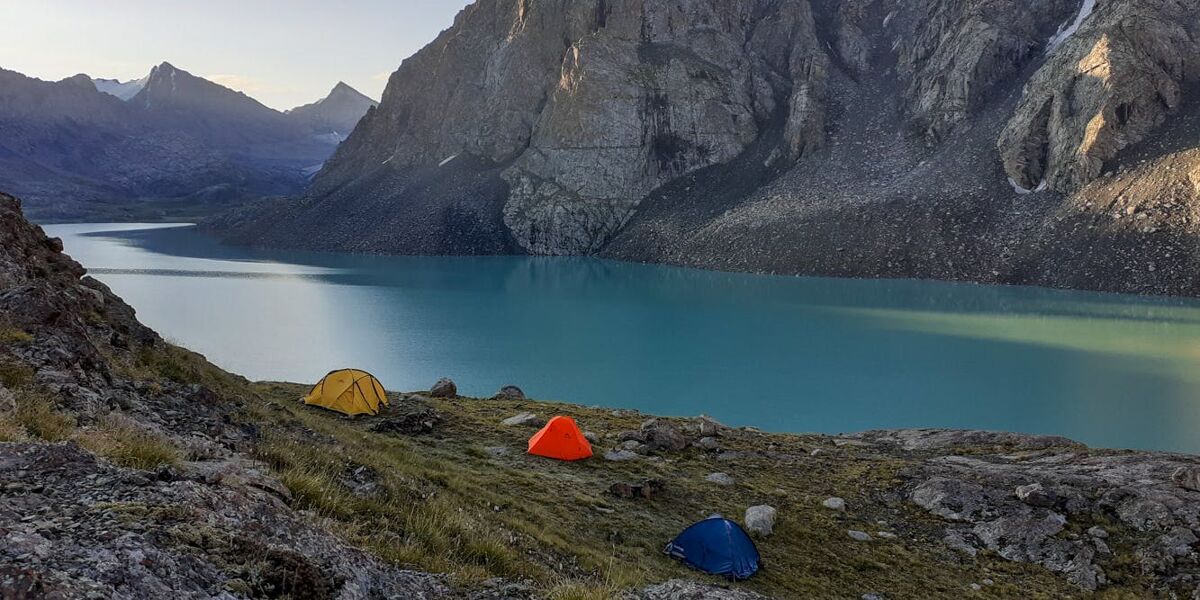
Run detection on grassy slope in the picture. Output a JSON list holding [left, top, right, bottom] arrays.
[[4, 333, 1164, 598], [239, 382, 1091, 599]]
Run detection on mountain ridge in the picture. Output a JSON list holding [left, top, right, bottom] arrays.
[[210, 0, 1200, 297], [0, 63, 374, 221]]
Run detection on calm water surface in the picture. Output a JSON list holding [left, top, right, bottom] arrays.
[[44, 223, 1200, 454]]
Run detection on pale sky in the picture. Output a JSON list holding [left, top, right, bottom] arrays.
[[0, 0, 474, 110]]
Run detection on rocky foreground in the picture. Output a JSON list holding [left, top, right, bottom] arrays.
[[5, 189, 1200, 598]]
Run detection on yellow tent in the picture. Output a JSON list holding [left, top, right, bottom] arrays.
[[303, 369, 389, 416]]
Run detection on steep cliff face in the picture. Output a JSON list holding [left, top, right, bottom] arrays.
[[216, 0, 1200, 296], [999, 0, 1200, 193]]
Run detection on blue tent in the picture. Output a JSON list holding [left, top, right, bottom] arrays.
[[665, 517, 761, 580]]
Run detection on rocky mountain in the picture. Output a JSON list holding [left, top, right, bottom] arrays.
[[213, 0, 1200, 296], [287, 81, 379, 142], [0, 63, 373, 222], [5, 190, 1200, 597]]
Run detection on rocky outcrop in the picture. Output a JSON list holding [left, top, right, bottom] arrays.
[[212, 0, 1200, 297], [0, 193, 449, 598], [999, 0, 1200, 192], [854, 429, 1200, 592]]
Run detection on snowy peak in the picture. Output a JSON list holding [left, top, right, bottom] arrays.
[[92, 75, 149, 101]]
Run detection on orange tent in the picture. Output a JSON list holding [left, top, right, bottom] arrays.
[[528, 416, 593, 461]]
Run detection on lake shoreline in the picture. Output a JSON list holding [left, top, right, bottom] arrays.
[[5, 193, 1200, 597], [45, 221, 1200, 455]]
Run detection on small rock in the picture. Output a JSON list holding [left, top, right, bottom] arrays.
[[583, 431, 599, 443], [622, 440, 642, 451], [744, 505, 777, 536], [970, 583, 982, 591], [862, 595, 886, 600], [695, 415, 724, 437], [371, 408, 443, 434], [609, 479, 665, 499], [641, 418, 689, 452], [495, 385, 526, 400], [485, 446, 509, 457], [822, 497, 846, 511], [604, 450, 640, 462], [500, 412, 543, 427], [848, 530, 872, 542], [429, 378, 457, 398], [1015, 482, 1057, 507], [696, 437, 719, 451], [1172, 466, 1200, 492], [876, 531, 897, 539], [1088, 526, 1109, 539], [706, 472, 736, 486], [982, 579, 994, 586]]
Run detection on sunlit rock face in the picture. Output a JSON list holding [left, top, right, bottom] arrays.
[[999, 0, 1200, 193], [217, 0, 1200, 296]]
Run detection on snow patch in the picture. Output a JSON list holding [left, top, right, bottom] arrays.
[[1009, 178, 1048, 195], [438, 154, 459, 167], [92, 76, 149, 101], [1046, 0, 1096, 54]]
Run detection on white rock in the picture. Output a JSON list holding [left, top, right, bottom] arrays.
[[822, 497, 846, 511], [848, 530, 872, 542], [500, 412, 541, 427], [604, 450, 640, 461], [706, 472, 736, 486], [744, 505, 777, 536]]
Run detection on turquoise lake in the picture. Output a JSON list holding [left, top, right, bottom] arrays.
[[44, 223, 1200, 454]]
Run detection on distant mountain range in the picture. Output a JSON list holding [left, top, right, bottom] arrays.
[[212, 0, 1200, 297], [0, 62, 376, 221]]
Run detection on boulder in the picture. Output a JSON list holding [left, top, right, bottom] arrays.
[[640, 419, 688, 453], [1015, 483, 1058, 508], [706, 473, 736, 486], [744, 505, 777, 536], [1172, 466, 1200, 492], [500, 412, 543, 427], [429, 378, 457, 398], [495, 385, 526, 400], [695, 415, 724, 437], [696, 437, 720, 451]]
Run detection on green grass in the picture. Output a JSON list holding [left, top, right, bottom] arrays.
[[0, 327, 32, 345], [77, 415, 181, 470], [241, 383, 1095, 599], [9, 388, 75, 442], [0, 361, 34, 389]]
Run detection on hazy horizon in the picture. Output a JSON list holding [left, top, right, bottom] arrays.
[[0, 0, 474, 110]]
